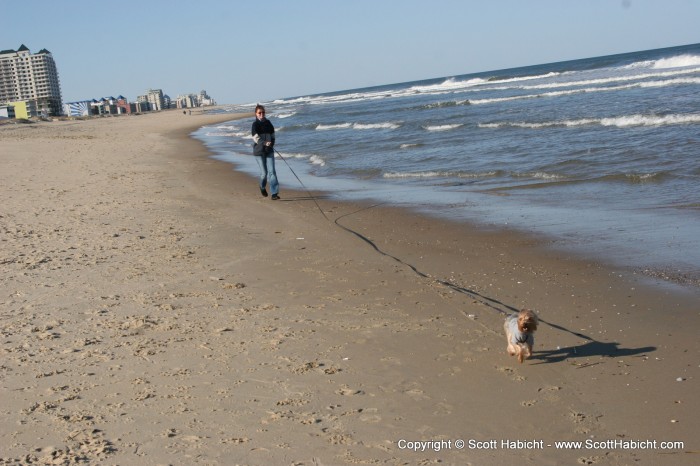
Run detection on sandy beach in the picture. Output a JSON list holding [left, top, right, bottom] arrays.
[[1, 110, 698, 465]]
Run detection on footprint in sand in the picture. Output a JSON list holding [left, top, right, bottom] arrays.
[[537, 385, 562, 402], [567, 410, 596, 435], [496, 365, 526, 381], [336, 387, 364, 396]]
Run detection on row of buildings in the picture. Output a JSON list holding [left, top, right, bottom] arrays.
[[62, 89, 216, 117], [1, 44, 215, 119]]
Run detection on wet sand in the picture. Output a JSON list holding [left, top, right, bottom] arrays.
[[1, 109, 698, 465]]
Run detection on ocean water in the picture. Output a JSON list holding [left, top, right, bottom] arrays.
[[195, 43, 700, 285]]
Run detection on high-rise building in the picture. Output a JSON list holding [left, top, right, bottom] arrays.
[[0, 44, 63, 117]]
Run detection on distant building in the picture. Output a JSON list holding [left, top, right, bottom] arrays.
[[138, 89, 164, 111], [175, 89, 216, 109], [198, 89, 215, 106], [115, 95, 135, 114], [7, 100, 35, 119], [63, 100, 92, 117], [0, 44, 63, 117], [0, 104, 15, 119]]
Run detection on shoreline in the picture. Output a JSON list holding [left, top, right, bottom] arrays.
[[196, 121, 700, 292], [1, 110, 698, 465]]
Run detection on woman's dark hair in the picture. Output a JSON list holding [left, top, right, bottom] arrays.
[[255, 104, 266, 114]]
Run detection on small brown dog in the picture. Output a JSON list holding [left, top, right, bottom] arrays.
[[504, 309, 538, 363]]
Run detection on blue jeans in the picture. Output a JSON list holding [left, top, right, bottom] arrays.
[[255, 154, 279, 195]]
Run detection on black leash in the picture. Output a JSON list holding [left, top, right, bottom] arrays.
[[272, 148, 592, 340], [273, 147, 514, 315], [273, 148, 329, 221]]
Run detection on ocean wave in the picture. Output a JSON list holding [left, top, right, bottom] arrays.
[[316, 122, 400, 131], [276, 112, 297, 118], [479, 113, 700, 129], [316, 123, 352, 130], [423, 123, 464, 132], [204, 130, 249, 138], [589, 172, 671, 184], [486, 171, 670, 193], [353, 122, 402, 130], [383, 170, 498, 179], [449, 65, 700, 101], [623, 172, 664, 183], [601, 114, 700, 127], [405, 100, 470, 112], [513, 171, 569, 180], [309, 155, 326, 166], [262, 59, 700, 109], [470, 77, 700, 105], [399, 143, 423, 149], [517, 67, 700, 91], [282, 152, 326, 166], [651, 54, 700, 69], [470, 84, 631, 104], [486, 71, 561, 84], [407, 72, 563, 96], [409, 77, 488, 93], [274, 71, 567, 108]]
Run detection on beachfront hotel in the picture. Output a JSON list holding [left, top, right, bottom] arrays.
[[0, 44, 63, 118]]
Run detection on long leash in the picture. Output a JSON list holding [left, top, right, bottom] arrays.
[[274, 148, 329, 221], [273, 147, 512, 315], [273, 148, 591, 340]]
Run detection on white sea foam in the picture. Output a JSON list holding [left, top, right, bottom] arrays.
[[316, 123, 352, 130], [309, 155, 326, 166], [652, 54, 700, 69], [316, 122, 400, 130], [600, 114, 700, 127], [409, 77, 487, 93], [423, 124, 464, 132], [406, 72, 563, 96], [470, 77, 700, 105], [400, 143, 420, 149], [205, 130, 249, 138], [353, 122, 401, 130], [625, 172, 660, 182], [276, 112, 296, 118], [480, 113, 700, 129], [516, 172, 568, 180], [640, 77, 700, 88], [383, 171, 497, 179], [516, 67, 700, 91], [282, 152, 326, 166]]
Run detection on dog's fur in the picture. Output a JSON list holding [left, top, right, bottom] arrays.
[[504, 309, 538, 363]]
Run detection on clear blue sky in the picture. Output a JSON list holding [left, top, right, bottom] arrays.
[[3, 0, 699, 105]]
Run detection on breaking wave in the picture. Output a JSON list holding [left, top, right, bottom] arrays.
[[423, 124, 464, 132], [480, 113, 700, 129], [383, 171, 498, 179], [653, 54, 700, 69], [316, 122, 400, 130]]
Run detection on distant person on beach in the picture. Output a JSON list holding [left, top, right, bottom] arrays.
[[251, 104, 280, 200]]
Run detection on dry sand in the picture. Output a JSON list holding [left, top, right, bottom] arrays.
[[1, 109, 698, 465]]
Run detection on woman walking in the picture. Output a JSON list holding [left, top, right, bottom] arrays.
[[251, 104, 280, 200]]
